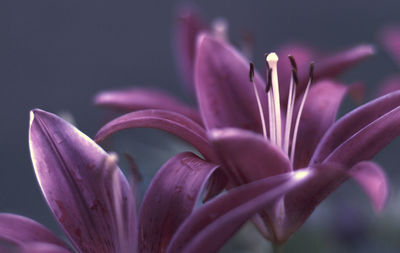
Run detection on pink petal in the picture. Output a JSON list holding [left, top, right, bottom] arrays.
[[94, 109, 214, 160], [293, 80, 347, 169], [174, 5, 208, 91], [311, 90, 400, 164], [166, 170, 312, 253], [138, 152, 218, 253], [194, 33, 268, 133], [0, 214, 69, 250], [380, 26, 400, 65], [21, 243, 72, 253], [349, 161, 388, 212], [29, 109, 136, 253], [209, 128, 292, 185], [94, 88, 202, 125]]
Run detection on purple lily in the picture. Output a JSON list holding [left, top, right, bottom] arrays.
[[0, 109, 325, 253], [93, 31, 395, 244]]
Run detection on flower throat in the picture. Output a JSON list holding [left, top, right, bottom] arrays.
[[249, 53, 314, 164]]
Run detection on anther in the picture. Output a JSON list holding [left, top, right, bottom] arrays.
[[308, 62, 315, 83], [266, 67, 272, 93], [288, 55, 298, 70], [291, 68, 299, 86], [249, 62, 255, 82]]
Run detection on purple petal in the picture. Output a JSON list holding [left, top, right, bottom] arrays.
[[281, 164, 347, 242], [174, 5, 208, 91], [194, 33, 268, 132], [94, 109, 214, 160], [21, 243, 72, 253], [349, 161, 388, 212], [29, 109, 136, 253], [138, 152, 218, 253], [380, 26, 400, 65], [311, 90, 400, 164], [94, 88, 203, 125], [293, 80, 347, 169], [0, 214, 69, 249], [293, 45, 374, 104], [166, 170, 311, 253], [376, 75, 400, 97], [325, 104, 400, 167], [209, 128, 291, 185]]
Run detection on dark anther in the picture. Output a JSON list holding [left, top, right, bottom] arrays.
[[249, 62, 255, 82], [291, 68, 299, 86], [308, 62, 315, 84], [288, 55, 298, 70]]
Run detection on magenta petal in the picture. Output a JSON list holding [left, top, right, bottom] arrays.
[[380, 26, 400, 65], [94, 88, 202, 125], [311, 91, 400, 164], [138, 152, 218, 253], [195, 33, 268, 132], [209, 128, 291, 185], [0, 214, 69, 250], [349, 161, 388, 212], [166, 169, 312, 253], [29, 109, 136, 253], [95, 109, 214, 160], [323, 103, 400, 167], [174, 6, 207, 91], [294, 80, 347, 169]]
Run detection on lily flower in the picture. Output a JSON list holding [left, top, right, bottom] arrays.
[[94, 32, 397, 244], [0, 109, 321, 253]]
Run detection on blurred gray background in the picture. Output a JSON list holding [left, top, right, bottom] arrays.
[[1, 0, 400, 252]]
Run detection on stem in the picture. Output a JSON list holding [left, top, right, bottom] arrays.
[[272, 243, 284, 253]]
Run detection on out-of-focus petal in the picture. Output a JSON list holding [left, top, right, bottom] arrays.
[[166, 170, 311, 253], [29, 109, 136, 253], [94, 109, 214, 160], [0, 214, 69, 250], [376, 75, 400, 97], [349, 161, 388, 212], [174, 5, 208, 91], [138, 152, 218, 253], [380, 26, 400, 65], [294, 80, 347, 169], [94, 88, 202, 125], [21, 243, 72, 253], [195, 33, 268, 133], [311, 90, 400, 164], [209, 128, 291, 185], [325, 104, 400, 167]]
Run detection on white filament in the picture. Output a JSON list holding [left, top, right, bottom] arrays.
[[283, 76, 295, 154], [251, 79, 267, 137], [266, 53, 282, 148]]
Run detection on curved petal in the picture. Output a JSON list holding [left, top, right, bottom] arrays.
[[293, 45, 374, 104], [195, 33, 268, 133], [138, 152, 218, 253], [21, 243, 72, 253], [380, 26, 400, 65], [293, 80, 347, 169], [311, 90, 400, 164], [324, 104, 400, 167], [94, 109, 214, 160], [29, 109, 136, 253], [166, 169, 311, 253], [94, 88, 202, 125], [349, 161, 388, 212], [209, 128, 291, 185], [0, 214, 69, 250], [174, 5, 208, 91]]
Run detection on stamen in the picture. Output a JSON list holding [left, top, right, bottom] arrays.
[[284, 67, 298, 154], [290, 62, 314, 164], [266, 53, 283, 148], [249, 62, 267, 137], [265, 65, 275, 143]]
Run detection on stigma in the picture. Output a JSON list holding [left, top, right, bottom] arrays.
[[249, 53, 314, 164]]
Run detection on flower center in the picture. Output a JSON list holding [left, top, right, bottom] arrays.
[[249, 53, 314, 164]]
